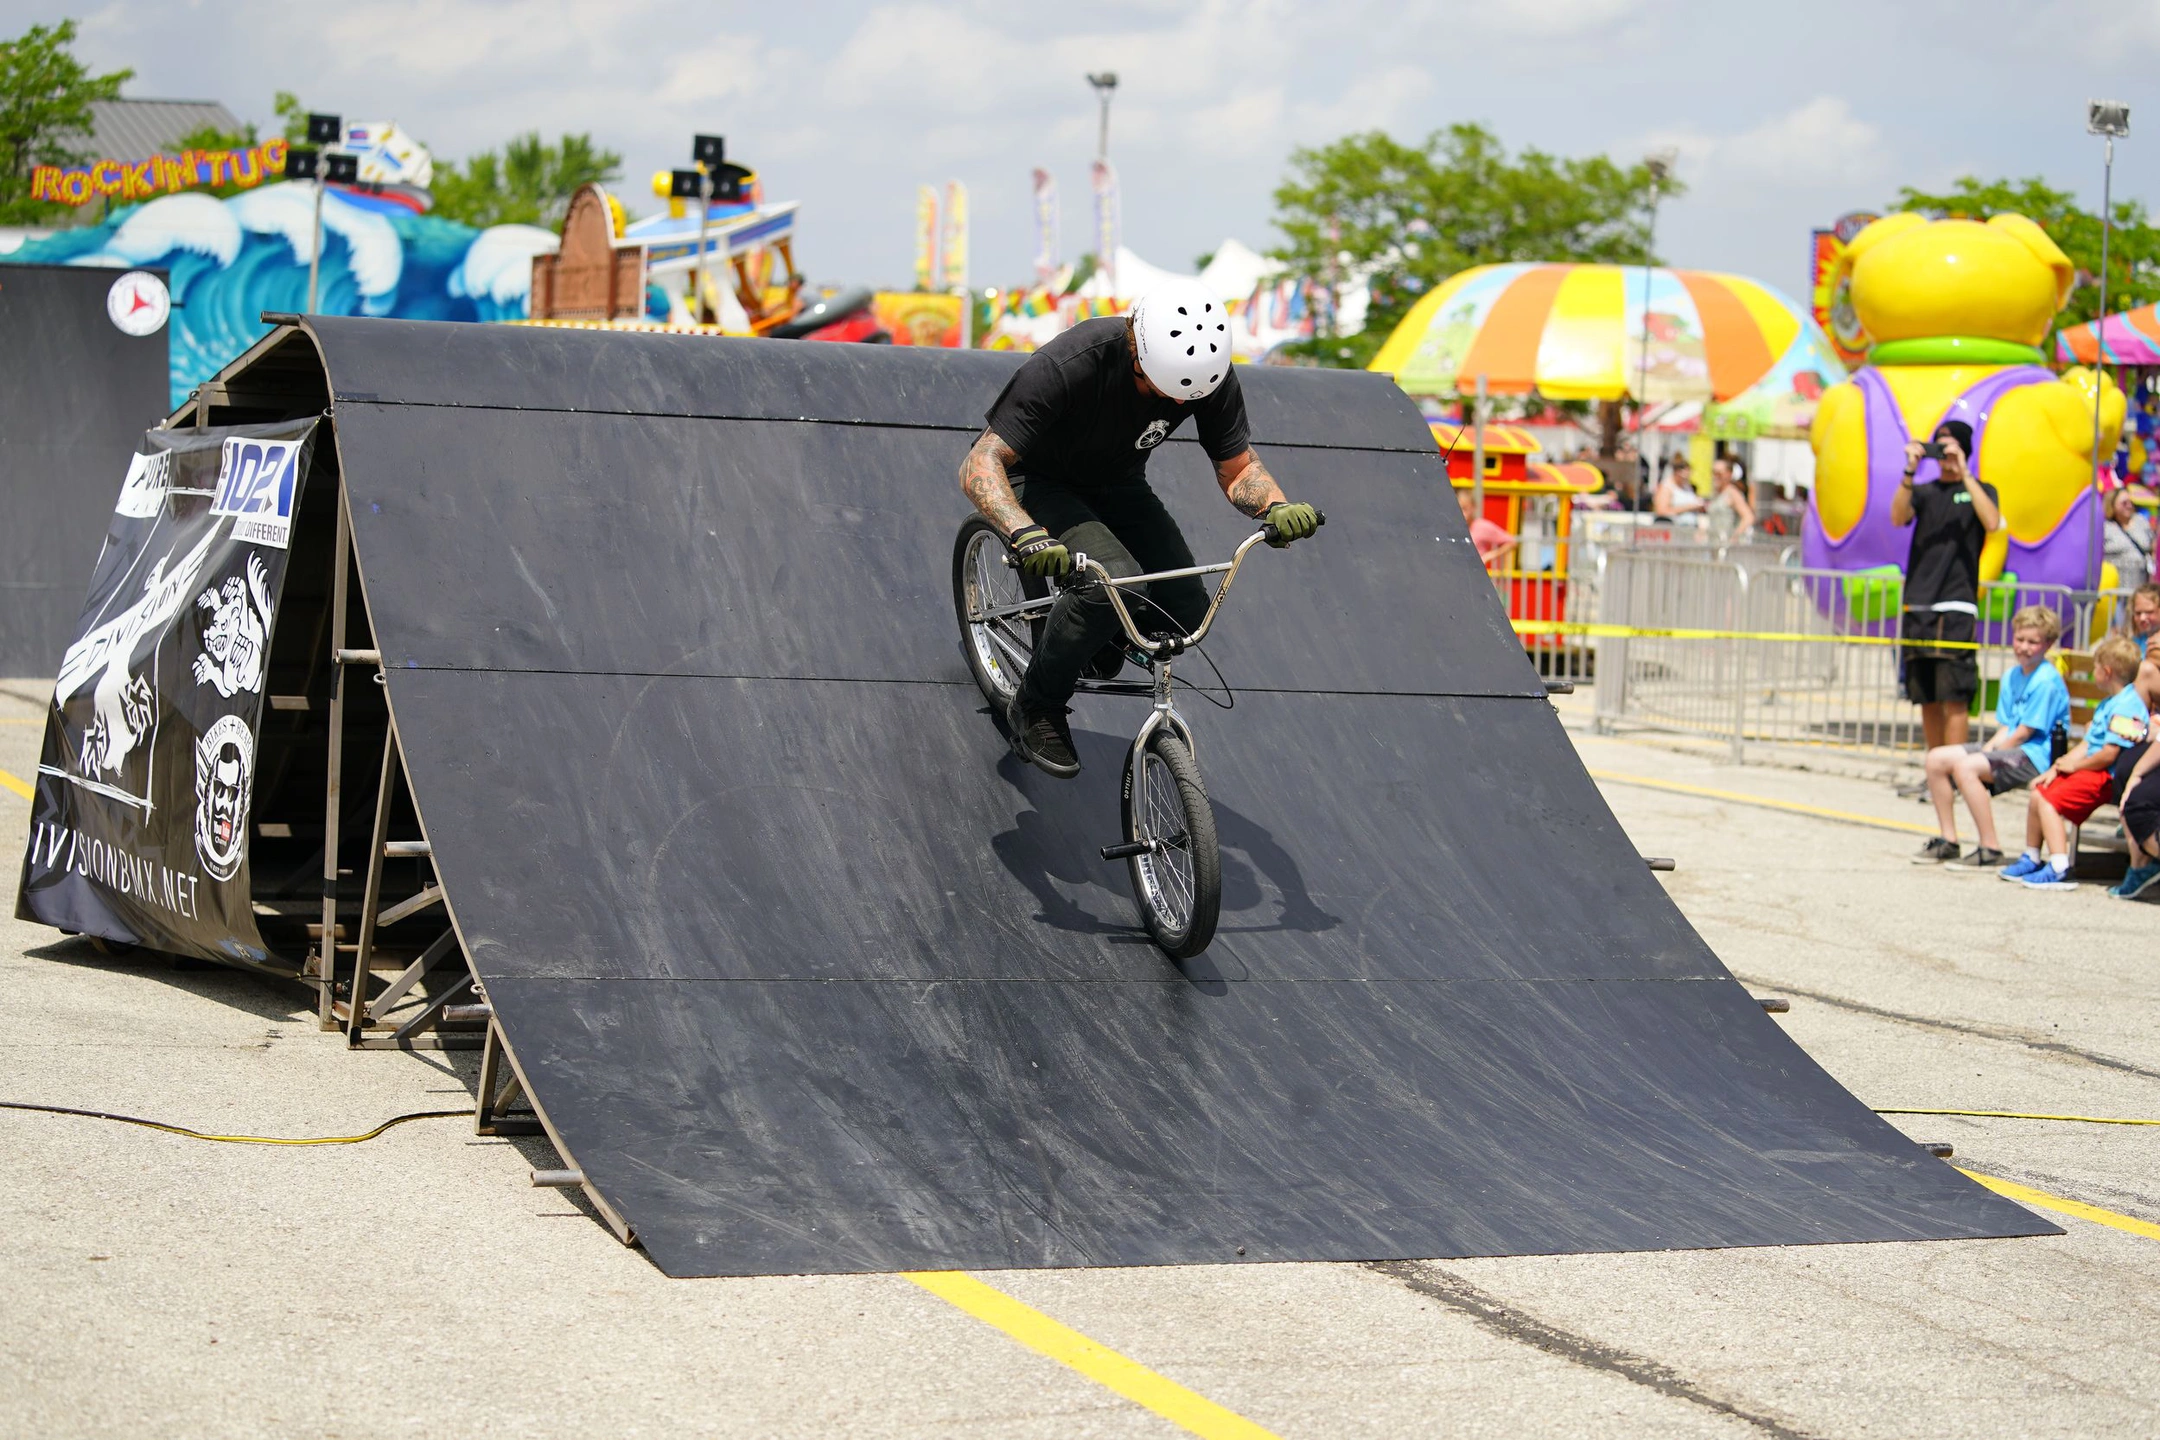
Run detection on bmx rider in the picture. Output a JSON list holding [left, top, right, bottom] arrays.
[[957, 277, 1320, 777]]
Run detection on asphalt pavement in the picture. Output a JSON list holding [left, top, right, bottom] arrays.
[[2, 680, 2156, 1439]]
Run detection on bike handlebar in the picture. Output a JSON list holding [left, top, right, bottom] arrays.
[[1056, 507, 1328, 658]]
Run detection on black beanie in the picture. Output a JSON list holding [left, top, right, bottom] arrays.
[[1933, 419, 1975, 457]]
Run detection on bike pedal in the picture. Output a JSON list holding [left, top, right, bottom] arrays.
[[1100, 840, 1152, 861]]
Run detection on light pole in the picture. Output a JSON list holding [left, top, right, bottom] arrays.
[[2087, 100, 2130, 590], [1087, 72, 1119, 296], [289, 112, 349, 314], [1086, 72, 1118, 161], [1634, 149, 1677, 507]]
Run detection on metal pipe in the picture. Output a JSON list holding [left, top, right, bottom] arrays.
[[307, 178, 325, 313], [2090, 134, 2115, 590], [1471, 372, 1487, 516], [695, 169, 712, 326], [531, 1169, 585, 1188]]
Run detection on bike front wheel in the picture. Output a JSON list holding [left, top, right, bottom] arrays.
[[952, 516, 1042, 709], [1119, 729, 1221, 958]]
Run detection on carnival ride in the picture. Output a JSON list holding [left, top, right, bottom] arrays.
[[1806, 213, 2125, 594], [1433, 420, 1604, 647], [1368, 262, 1840, 645]]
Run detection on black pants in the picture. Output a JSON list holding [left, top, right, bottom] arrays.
[[1015, 476, 1210, 712]]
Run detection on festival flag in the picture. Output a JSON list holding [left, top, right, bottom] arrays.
[[1090, 160, 1119, 295], [915, 185, 940, 292], [1031, 168, 1060, 285], [941, 180, 969, 293]]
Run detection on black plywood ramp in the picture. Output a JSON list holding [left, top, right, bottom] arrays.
[[265, 317, 2047, 1275]]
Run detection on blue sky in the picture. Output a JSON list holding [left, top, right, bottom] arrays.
[[21, 0, 2160, 302]]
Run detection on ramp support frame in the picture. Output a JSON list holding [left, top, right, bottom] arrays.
[[314, 483, 480, 1051]]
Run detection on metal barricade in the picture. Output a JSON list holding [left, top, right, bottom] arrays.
[[1593, 548, 2079, 767]]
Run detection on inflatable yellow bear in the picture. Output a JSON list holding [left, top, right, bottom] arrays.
[[1806, 212, 2124, 592]]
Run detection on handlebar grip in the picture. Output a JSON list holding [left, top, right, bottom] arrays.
[[1258, 508, 1326, 543]]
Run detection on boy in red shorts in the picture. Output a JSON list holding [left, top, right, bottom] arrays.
[[2003, 636, 2156, 890]]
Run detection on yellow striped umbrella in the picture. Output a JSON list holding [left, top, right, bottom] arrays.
[[1368, 262, 1839, 403]]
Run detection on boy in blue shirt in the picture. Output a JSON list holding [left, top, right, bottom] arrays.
[[1916, 606, 2068, 871], [2004, 635, 2157, 890]]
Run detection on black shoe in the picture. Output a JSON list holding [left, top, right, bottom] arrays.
[[1910, 836, 1960, 865], [1944, 846, 2003, 873], [1007, 695, 1080, 778]]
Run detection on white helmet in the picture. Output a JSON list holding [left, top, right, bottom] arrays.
[[1132, 280, 1231, 400]]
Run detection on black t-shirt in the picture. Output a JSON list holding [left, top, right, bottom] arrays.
[[984, 317, 1252, 487], [1903, 476, 1998, 609]]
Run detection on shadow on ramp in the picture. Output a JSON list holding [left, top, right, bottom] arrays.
[[96, 317, 2054, 1275]]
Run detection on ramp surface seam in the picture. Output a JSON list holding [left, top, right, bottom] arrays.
[[331, 396, 1438, 455], [371, 664, 1545, 701]]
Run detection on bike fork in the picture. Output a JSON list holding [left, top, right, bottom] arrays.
[[1100, 659, 1197, 864]]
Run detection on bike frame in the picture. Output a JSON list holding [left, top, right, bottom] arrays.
[[980, 527, 1279, 773]]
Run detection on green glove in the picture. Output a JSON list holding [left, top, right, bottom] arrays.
[[1008, 523, 1072, 578], [1262, 501, 1320, 548]]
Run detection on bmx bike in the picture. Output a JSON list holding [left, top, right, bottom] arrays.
[[951, 510, 1322, 958]]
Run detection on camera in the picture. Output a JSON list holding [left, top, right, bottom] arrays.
[[1919, 440, 1944, 461]]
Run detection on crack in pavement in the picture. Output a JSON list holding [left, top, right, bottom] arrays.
[[1733, 975, 2160, 1083], [1367, 1260, 1822, 1440]]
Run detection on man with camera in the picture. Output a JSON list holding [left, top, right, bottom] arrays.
[[1894, 420, 2002, 837]]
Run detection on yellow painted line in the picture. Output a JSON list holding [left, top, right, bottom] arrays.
[[0, 767, 31, 801], [1882, 1107, 2160, 1126], [1588, 769, 1937, 836], [1515, 619, 1984, 651], [1960, 1169, 2160, 1243], [905, 1271, 1279, 1440]]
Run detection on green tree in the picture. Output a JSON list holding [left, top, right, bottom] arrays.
[[1271, 123, 1678, 368], [430, 131, 622, 228], [172, 120, 262, 199], [1892, 175, 2160, 336], [0, 20, 133, 224], [273, 90, 311, 145]]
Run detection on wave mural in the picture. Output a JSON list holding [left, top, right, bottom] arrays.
[[2, 183, 558, 410]]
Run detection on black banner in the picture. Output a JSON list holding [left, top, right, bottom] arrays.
[[15, 420, 317, 965]]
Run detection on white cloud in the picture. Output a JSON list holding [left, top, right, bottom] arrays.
[[33, 0, 2133, 292], [1643, 96, 1888, 194]]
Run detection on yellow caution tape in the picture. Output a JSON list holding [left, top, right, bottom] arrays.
[[1512, 619, 1985, 651]]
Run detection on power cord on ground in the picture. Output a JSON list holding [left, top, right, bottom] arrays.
[[0, 1099, 472, 1145]]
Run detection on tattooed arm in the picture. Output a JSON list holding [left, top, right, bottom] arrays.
[[1215, 448, 1287, 518], [959, 428, 1035, 535]]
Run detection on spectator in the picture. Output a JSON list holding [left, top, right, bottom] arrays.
[[2102, 482, 2154, 591], [2001, 635, 2156, 890], [1653, 456, 1705, 522], [1913, 605, 2068, 869], [2109, 691, 2160, 898], [2125, 582, 2160, 656], [1614, 438, 1645, 511], [1707, 457, 1756, 542], [1457, 488, 1517, 571], [1893, 420, 2002, 753]]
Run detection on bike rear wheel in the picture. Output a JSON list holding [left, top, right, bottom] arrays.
[[952, 517, 1041, 709], [1119, 729, 1221, 957]]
